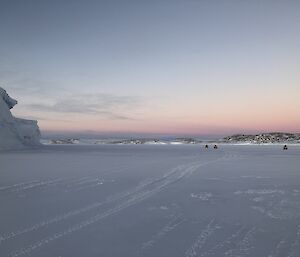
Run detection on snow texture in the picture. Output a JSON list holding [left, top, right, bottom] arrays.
[[0, 87, 41, 150], [1, 144, 300, 257]]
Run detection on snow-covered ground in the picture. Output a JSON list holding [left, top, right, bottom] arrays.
[[1, 145, 300, 257]]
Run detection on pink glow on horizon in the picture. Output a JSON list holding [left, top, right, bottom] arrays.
[[38, 115, 300, 136], [12, 78, 300, 136]]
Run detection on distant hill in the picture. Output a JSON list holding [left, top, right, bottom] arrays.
[[44, 133, 300, 145], [222, 133, 300, 144]]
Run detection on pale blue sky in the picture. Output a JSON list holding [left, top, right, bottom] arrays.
[[1, 0, 299, 136]]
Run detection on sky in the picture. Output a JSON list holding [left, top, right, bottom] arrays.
[[0, 0, 299, 137]]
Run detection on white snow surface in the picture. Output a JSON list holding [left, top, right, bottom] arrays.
[[1, 144, 300, 257], [0, 87, 41, 150]]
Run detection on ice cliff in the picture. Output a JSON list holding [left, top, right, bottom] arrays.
[[0, 87, 41, 150]]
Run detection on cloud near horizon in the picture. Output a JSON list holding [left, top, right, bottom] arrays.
[[23, 93, 142, 120]]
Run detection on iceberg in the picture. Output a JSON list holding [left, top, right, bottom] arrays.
[[0, 87, 41, 150]]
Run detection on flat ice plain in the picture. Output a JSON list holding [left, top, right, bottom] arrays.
[[1, 145, 300, 257]]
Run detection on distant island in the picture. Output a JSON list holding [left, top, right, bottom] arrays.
[[222, 132, 300, 144], [45, 132, 300, 145]]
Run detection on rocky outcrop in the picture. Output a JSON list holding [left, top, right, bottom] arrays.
[[223, 133, 300, 144], [0, 87, 41, 150], [49, 138, 80, 145]]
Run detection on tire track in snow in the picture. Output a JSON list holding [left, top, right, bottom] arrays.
[[0, 179, 65, 194], [0, 181, 40, 192], [6, 154, 236, 257], [287, 225, 300, 257], [224, 226, 256, 257], [185, 219, 220, 257], [64, 178, 105, 192], [200, 226, 246, 257], [0, 161, 192, 244], [0, 162, 130, 195], [268, 237, 289, 257], [63, 160, 159, 193], [134, 215, 185, 257]]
